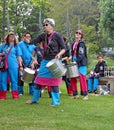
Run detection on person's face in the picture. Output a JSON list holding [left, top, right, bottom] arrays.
[[9, 34, 15, 42], [43, 23, 53, 33], [98, 56, 103, 62], [75, 31, 82, 40], [25, 34, 31, 40]]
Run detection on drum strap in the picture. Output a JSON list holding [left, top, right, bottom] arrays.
[[44, 31, 56, 50]]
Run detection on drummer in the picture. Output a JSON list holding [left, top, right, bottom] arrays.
[[26, 18, 66, 106], [69, 29, 88, 100], [18, 32, 36, 95]]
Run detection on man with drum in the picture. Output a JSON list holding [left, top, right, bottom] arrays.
[[18, 32, 35, 95], [26, 18, 66, 106]]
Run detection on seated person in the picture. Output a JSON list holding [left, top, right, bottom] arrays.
[[88, 54, 107, 94]]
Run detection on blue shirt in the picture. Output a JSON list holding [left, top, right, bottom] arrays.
[[18, 41, 35, 66], [0, 43, 22, 69]]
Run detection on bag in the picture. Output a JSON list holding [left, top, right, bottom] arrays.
[[0, 45, 13, 72], [98, 85, 110, 95], [0, 57, 8, 71]]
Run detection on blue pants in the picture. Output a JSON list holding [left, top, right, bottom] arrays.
[[32, 85, 60, 105], [0, 67, 18, 91], [88, 76, 99, 91]]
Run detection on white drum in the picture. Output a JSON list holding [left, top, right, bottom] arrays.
[[66, 64, 79, 78], [46, 59, 67, 78], [23, 67, 35, 83]]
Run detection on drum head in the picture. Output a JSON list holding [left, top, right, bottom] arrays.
[[24, 67, 35, 74], [46, 59, 55, 67]]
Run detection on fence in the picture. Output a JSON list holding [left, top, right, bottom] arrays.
[[104, 66, 114, 77]]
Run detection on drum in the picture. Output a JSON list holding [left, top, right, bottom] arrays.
[[46, 59, 67, 78], [66, 64, 79, 78], [23, 67, 35, 83]]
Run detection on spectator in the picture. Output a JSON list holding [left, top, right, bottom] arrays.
[[88, 54, 107, 94]]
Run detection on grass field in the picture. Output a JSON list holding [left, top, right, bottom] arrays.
[[0, 82, 114, 130]]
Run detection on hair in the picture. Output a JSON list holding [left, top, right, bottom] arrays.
[[43, 18, 55, 27], [4, 32, 17, 46], [97, 54, 104, 59], [24, 32, 32, 38], [62, 35, 67, 42]]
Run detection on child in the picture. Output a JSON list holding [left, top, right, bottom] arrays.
[[88, 54, 107, 94]]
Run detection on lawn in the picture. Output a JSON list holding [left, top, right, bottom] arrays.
[[0, 82, 114, 130]]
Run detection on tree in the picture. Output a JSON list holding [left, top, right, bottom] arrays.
[[99, 0, 114, 47], [46, 0, 99, 43]]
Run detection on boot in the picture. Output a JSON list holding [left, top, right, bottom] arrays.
[[0, 91, 3, 99], [0, 91, 7, 100], [51, 92, 60, 106], [12, 90, 19, 99], [31, 89, 41, 103], [67, 87, 73, 96]]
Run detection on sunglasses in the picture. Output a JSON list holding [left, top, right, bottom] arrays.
[[9, 34, 15, 38], [76, 32, 82, 35], [43, 24, 49, 27]]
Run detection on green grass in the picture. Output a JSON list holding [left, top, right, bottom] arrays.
[[0, 82, 114, 130]]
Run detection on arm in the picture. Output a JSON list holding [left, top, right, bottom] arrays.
[[77, 41, 86, 62], [55, 49, 66, 59], [55, 32, 66, 59], [30, 33, 45, 46], [17, 56, 23, 71], [32, 50, 38, 65]]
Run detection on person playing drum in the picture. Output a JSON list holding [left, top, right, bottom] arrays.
[[69, 29, 88, 100], [26, 18, 66, 106], [18, 32, 36, 95]]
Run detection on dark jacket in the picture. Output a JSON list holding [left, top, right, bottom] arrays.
[[31, 32, 66, 60], [94, 60, 107, 77], [71, 40, 87, 67]]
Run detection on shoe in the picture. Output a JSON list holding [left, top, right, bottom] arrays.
[[88, 90, 92, 93], [19, 94, 23, 96], [69, 93, 73, 96], [13, 98, 19, 100], [83, 95, 88, 101], [72, 95, 79, 99], [26, 100, 38, 104], [0, 98, 6, 100], [50, 104, 60, 106], [94, 90, 97, 94]]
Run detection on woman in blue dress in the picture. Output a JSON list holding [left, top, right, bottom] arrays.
[[0, 32, 22, 100]]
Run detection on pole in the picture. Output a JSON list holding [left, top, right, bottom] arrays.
[[2, 0, 6, 42]]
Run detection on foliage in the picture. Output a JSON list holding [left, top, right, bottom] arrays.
[[0, 0, 100, 44], [99, 0, 114, 46], [46, 0, 99, 38], [0, 0, 114, 51], [86, 43, 99, 54]]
